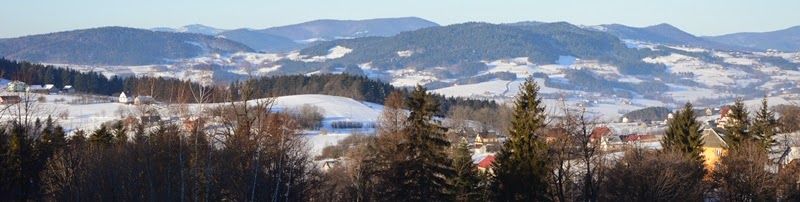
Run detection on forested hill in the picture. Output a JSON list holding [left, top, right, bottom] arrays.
[[0, 27, 252, 65], [258, 17, 439, 41], [599, 23, 748, 51], [0, 58, 495, 115], [285, 22, 665, 76]]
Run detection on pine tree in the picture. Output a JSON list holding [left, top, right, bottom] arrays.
[[40, 116, 66, 149], [391, 85, 454, 201], [4, 123, 34, 200], [89, 125, 113, 146], [725, 98, 751, 147], [110, 121, 127, 144], [491, 78, 551, 201], [661, 102, 704, 161], [751, 97, 777, 150], [451, 141, 481, 201]]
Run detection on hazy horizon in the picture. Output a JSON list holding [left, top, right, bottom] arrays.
[[2, 0, 799, 38]]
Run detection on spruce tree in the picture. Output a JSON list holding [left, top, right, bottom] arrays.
[[725, 98, 751, 147], [5, 123, 34, 200], [111, 121, 127, 144], [491, 78, 551, 201], [39, 116, 66, 149], [89, 125, 113, 146], [661, 102, 704, 161], [392, 85, 454, 201], [751, 97, 777, 150], [451, 141, 481, 201]]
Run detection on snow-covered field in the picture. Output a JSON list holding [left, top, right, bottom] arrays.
[[0, 93, 383, 155], [288, 46, 352, 62], [272, 95, 384, 154]]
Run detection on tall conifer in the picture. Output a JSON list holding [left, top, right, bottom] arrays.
[[725, 98, 751, 147], [491, 78, 551, 201], [391, 85, 454, 201], [662, 102, 704, 161], [751, 97, 777, 149], [451, 141, 481, 201]]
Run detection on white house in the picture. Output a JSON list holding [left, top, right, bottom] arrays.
[[119, 92, 131, 103]]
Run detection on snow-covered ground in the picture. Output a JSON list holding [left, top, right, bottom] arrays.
[[271, 94, 384, 154], [288, 46, 352, 62], [388, 68, 440, 87], [0, 93, 383, 156]]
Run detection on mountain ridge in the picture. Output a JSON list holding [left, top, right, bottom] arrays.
[[597, 23, 752, 51], [704, 25, 800, 51], [258, 17, 439, 41], [0, 26, 253, 65]]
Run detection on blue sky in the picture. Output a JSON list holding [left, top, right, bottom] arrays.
[[1, 0, 798, 38]]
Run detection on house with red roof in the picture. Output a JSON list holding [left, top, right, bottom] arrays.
[[590, 126, 613, 142], [476, 155, 496, 174]]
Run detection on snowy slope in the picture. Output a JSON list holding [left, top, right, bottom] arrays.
[[267, 94, 384, 155], [272, 94, 382, 124]]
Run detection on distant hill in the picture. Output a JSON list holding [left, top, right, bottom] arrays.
[[150, 17, 438, 51], [286, 22, 663, 75], [0, 27, 252, 65], [704, 26, 800, 52], [151, 24, 227, 35], [217, 29, 301, 52], [258, 17, 439, 42], [599, 23, 749, 51]]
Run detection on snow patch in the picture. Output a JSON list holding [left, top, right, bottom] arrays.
[[290, 46, 353, 62], [388, 68, 439, 87], [397, 50, 414, 57]]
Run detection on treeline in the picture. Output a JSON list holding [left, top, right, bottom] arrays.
[[0, 58, 226, 103], [1, 101, 321, 201], [0, 59, 122, 95]]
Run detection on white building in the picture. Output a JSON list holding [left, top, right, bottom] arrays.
[[119, 92, 131, 103]]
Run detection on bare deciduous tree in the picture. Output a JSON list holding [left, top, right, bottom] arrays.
[[712, 140, 777, 201], [600, 149, 705, 201]]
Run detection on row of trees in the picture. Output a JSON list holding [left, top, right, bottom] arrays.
[[0, 87, 323, 201], [0, 58, 227, 103]]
